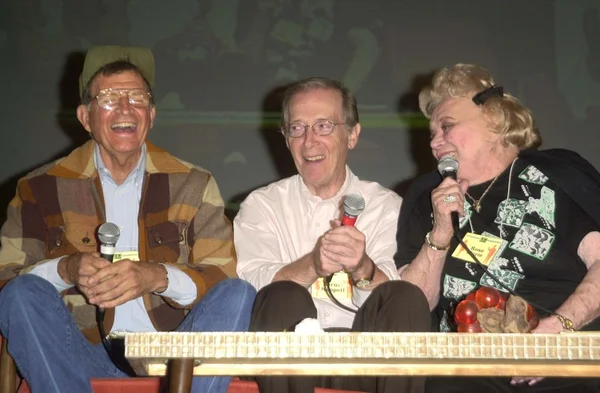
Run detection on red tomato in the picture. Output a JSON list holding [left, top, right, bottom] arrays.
[[475, 286, 501, 309], [494, 295, 506, 310], [454, 300, 479, 325], [527, 304, 534, 320], [465, 292, 476, 302], [457, 321, 483, 333]]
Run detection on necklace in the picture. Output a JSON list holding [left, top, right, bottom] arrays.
[[465, 175, 499, 213]]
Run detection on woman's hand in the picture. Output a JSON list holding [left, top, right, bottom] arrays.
[[430, 177, 469, 246], [510, 316, 564, 386]]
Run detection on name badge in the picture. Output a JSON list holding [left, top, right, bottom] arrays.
[[451, 233, 505, 265], [112, 251, 140, 262], [311, 272, 353, 300]]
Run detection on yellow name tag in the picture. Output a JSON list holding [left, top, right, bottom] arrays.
[[311, 272, 353, 300], [451, 233, 503, 265], [112, 251, 140, 262]]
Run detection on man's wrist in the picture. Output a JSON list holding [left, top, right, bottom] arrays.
[[154, 263, 169, 294], [352, 257, 376, 285], [57, 256, 73, 285]]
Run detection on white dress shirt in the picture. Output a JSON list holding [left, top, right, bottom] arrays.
[[234, 167, 402, 329]]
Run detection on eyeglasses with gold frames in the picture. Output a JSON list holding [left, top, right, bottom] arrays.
[[282, 120, 345, 138], [92, 88, 152, 111]]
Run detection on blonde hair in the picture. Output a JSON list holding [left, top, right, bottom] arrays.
[[419, 63, 541, 149]]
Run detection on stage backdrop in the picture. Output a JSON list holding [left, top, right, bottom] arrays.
[[1, 0, 599, 220]]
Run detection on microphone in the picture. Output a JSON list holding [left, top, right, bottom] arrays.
[[98, 222, 120, 262], [96, 223, 120, 339], [325, 194, 365, 285], [323, 194, 366, 313], [341, 194, 365, 227], [437, 155, 460, 233], [95, 222, 136, 376]]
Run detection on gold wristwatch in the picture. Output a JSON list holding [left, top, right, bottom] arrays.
[[353, 262, 376, 289]]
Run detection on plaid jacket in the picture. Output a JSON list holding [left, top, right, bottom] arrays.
[[0, 140, 236, 343]]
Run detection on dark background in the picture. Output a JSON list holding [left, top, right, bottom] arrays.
[[1, 0, 599, 220]]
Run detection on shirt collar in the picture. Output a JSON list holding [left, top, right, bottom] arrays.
[[93, 143, 146, 186], [298, 165, 354, 204]]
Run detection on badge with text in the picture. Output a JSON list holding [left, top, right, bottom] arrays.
[[311, 272, 353, 300], [112, 251, 140, 262], [451, 233, 504, 265]]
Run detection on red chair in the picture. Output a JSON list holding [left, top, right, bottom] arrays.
[[16, 378, 364, 393], [17, 378, 162, 393]]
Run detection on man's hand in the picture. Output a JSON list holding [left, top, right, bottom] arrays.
[[86, 260, 168, 308], [510, 316, 563, 386], [320, 221, 368, 274], [58, 252, 111, 299], [313, 234, 344, 277]]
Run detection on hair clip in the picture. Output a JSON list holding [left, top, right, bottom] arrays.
[[472, 85, 504, 106]]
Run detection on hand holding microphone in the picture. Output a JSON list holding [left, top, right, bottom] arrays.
[[322, 194, 368, 312], [319, 194, 367, 276], [437, 155, 461, 233], [57, 223, 119, 297]]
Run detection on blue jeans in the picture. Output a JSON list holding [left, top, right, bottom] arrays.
[[0, 274, 256, 393]]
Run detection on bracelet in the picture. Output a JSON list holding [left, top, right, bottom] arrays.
[[555, 314, 575, 332], [425, 231, 450, 251]]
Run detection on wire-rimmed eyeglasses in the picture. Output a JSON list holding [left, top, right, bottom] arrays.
[[92, 88, 152, 111], [282, 120, 345, 138]]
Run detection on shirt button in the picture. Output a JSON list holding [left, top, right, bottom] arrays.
[[55, 239, 62, 246], [316, 223, 320, 227], [82, 237, 90, 244], [155, 236, 162, 244]]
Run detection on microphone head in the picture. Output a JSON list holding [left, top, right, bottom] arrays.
[[98, 222, 120, 246], [343, 194, 365, 217], [437, 154, 459, 176]]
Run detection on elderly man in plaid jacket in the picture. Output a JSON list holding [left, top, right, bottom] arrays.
[[0, 46, 255, 393]]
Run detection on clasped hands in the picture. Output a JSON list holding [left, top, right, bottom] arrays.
[[312, 220, 371, 280], [58, 252, 168, 308]]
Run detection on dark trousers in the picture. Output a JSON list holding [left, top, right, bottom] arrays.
[[425, 376, 600, 393], [249, 280, 431, 393]]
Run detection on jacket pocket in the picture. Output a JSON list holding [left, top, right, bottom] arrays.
[[147, 221, 189, 264]]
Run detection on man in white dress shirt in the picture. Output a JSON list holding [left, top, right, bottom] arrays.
[[234, 77, 430, 393]]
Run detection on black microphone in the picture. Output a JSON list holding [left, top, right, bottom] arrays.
[[437, 155, 460, 233], [95, 222, 136, 376], [96, 223, 120, 338], [341, 193, 365, 227]]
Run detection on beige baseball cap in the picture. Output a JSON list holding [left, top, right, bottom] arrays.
[[78, 45, 155, 99]]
